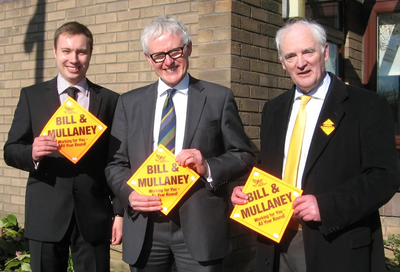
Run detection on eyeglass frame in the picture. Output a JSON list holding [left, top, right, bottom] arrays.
[[147, 44, 186, 63]]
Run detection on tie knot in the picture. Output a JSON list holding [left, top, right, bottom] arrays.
[[65, 87, 79, 100], [300, 95, 312, 105], [167, 88, 176, 97]]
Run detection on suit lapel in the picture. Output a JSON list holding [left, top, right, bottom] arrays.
[[303, 76, 347, 185], [141, 83, 158, 153], [183, 76, 206, 148], [88, 80, 101, 116], [265, 89, 294, 176], [45, 77, 61, 116]]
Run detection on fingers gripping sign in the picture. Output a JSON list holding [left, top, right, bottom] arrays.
[[176, 149, 209, 177]]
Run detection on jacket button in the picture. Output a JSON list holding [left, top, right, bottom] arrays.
[[265, 259, 270, 265], [73, 190, 77, 194]]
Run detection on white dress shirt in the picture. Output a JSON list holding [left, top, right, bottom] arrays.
[[57, 74, 90, 110]]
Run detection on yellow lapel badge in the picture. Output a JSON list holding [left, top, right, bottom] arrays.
[[320, 119, 335, 135]]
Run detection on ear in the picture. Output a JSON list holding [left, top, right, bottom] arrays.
[[185, 41, 193, 57], [323, 43, 329, 62], [280, 58, 287, 71], [144, 53, 154, 67], [53, 45, 57, 58]]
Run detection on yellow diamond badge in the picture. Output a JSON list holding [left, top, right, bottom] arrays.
[[320, 119, 335, 135], [230, 167, 303, 243], [127, 145, 200, 215], [40, 97, 107, 164]]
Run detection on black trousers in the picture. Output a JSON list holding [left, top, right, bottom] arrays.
[[29, 214, 110, 272]]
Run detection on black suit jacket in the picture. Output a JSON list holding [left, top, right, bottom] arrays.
[[4, 77, 121, 244], [106, 75, 255, 264], [256, 74, 400, 272]]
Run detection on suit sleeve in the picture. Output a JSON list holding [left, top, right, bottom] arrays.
[[4, 88, 36, 172], [316, 94, 400, 235], [105, 96, 135, 213], [206, 89, 255, 190]]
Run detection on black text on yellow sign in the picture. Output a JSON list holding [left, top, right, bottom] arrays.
[[40, 97, 107, 164], [230, 167, 303, 243]]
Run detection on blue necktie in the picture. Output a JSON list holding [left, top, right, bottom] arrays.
[[158, 89, 177, 152]]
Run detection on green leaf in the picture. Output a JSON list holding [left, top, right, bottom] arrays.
[[6, 214, 17, 226], [21, 262, 31, 272]]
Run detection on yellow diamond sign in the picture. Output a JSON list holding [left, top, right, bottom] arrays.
[[40, 97, 107, 164], [230, 167, 303, 243], [127, 145, 200, 215]]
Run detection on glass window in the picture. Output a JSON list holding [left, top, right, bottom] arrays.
[[326, 42, 338, 75], [377, 13, 400, 134]]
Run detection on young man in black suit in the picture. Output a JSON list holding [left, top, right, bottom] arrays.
[[4, 21, 123, 272]]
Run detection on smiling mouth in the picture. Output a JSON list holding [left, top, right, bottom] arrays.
[[67, 67, 80, 72], [166, 67, 177, 72]]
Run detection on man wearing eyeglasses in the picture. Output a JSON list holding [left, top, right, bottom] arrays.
[[106, 15, 254, 272]]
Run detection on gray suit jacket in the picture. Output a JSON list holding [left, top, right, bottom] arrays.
[[106, 75, 254, 264]]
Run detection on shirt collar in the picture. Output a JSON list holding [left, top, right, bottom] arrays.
[[157, 73, 189, 97], [294, 72, 331, 101], [57, 74, 88, 96]]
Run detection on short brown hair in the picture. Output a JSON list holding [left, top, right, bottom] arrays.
[[54, 21, 93, 53]]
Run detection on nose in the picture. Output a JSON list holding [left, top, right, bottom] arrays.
[[163, 54, 174, 65], [296, 55, 306, 69], [69, 52, 79, 63]]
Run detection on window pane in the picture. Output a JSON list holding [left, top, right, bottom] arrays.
[[377, 13, 400, 134], [326, 42, 338, 75]]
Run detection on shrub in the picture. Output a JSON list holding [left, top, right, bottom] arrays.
[[385, 234, 400, 271], [0, 214, 30, 272]]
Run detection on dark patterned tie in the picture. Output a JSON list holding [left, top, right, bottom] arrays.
[[158, 88, 177, 152], [65, 86, 79, 101]]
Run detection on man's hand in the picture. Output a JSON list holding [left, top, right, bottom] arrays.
[[292, 195, 321, 222], [128, 191, 162, 212], [32, 136, 58, 162], [231, 186, 248, 205], [176, 149, 209, 177], [111, 216, 123, 245]]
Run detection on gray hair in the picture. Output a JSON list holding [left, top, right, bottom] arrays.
[[141, 15, 191, 54], [275, 19, 327, 60]]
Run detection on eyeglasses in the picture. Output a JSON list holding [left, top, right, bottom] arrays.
[[148, 44, 186, 63]]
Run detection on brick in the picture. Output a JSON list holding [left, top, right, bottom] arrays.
[[66, 8, 86, 18], [107, 1, 128, 12], [95, 74, 116, 84], [106, 63, 128, 73], [117, 73, 139, 83], [94, 53, 116, 64], [47, 10, 66, 21], [57, 0, 76, 10], [215, 27, 232, 41], [117, 9, 140, 21], [140, 6, 165, 18], [107, 21, 129, 33], [95, 12, 117, 24], [198, 29, 214, 43], [165, 3, 191, 15], [95, 33, 117, 44], [199, 41, 230, 55], [117, 52, 139, 62], [198, 2, 214, 15], [86, 4, 107, 15], [198, 56, 214, 69], [107, 42, 129, 53], [199, 14, 231, 28], [6, 9, 21, 19], [197, 69, 230, 83], [129, 0, 151, 9], [250, 59, 268, 73]]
